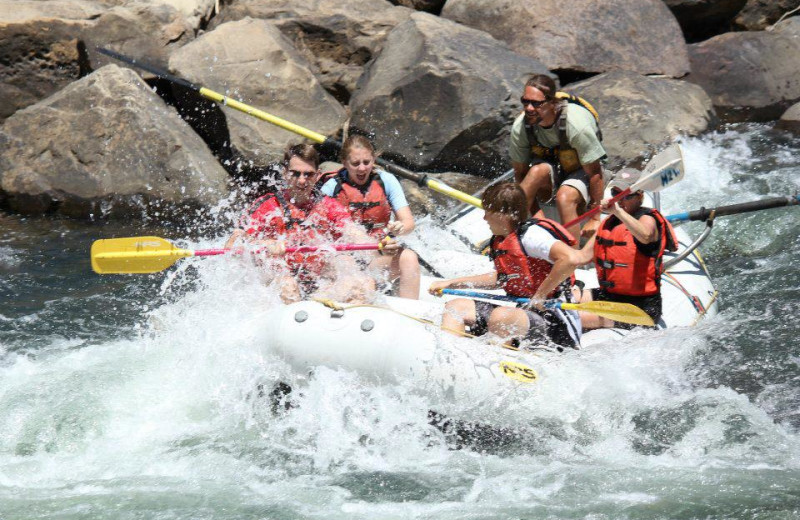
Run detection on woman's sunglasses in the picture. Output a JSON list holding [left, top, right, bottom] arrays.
[[611, 189, 640, 200]]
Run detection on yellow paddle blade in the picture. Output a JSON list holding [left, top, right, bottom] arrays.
[[561, 301, 655, 327], [91, 236, 193, 274]]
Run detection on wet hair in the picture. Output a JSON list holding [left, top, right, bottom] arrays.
[[283, 143, 319, 169], [481, 183, 529, 227], [524, 74, 557, 101], [340, 134, 376, 163]]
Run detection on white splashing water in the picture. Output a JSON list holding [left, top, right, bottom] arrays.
[[0, 126, 799, 518]]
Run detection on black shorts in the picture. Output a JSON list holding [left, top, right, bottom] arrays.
[[469, 300, 579, 350], [591, 288, 662, 329]]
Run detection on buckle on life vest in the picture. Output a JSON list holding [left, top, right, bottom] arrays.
[[598, 259, 615, 269], [596, 237, 622, 246], [599, 280, 615, 288], [488, 248, 507, 260], [349, 201, 380, 209]]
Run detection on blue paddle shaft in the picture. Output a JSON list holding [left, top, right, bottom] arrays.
[[439, 289, 560, 309]]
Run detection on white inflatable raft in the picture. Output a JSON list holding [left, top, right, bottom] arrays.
[[261, 192, 719, 420]]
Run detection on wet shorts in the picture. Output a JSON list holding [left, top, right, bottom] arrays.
[[591, 288, 663, 329], [530, 157, 591, 205], [469, 300, 580, 350]]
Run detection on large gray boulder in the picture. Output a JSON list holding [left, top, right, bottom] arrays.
[[350, 12, 553, 174], [209, 0, 412, 103], [0, 65, 229, 218], [441, 0, 689, 77], [169, 17, 347, 164], [663, 0, 747, 41], [776, 102, 800, 133], [0, 0, 207, 122], [687, 18, 800, 120], [735, 0, 800, 31], [568, 71, 715, 168], [0, 1, 99, 122]]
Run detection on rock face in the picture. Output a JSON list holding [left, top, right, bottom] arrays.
[[209, 0, 412, 104], [735, 0, 800, 31], [687, 18, 800, 120], [0, 0, 208, 122], [0, 65, 229, 218], [441, 0, 689, 77], [169, 18, 347, 164], [663, 0, 747, 41], [776, 102, 800, 133], [350, 12, 552, 174], [568, 70, 715, 168]]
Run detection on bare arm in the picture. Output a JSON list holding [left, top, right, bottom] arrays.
[[530, 241, 582, 303], [388, 206, 415, 235], [612, 204, 658, 244]]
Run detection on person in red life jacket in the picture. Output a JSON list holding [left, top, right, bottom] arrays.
[[575, 168, 678, 329], [427, 183, 584, 350], [225, 143, 387, 304], [319, 135, 421, 299], [510, 74, 607, 241]]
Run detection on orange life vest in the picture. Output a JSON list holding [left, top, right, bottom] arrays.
[[489, 218, 577, 298], [244, 191, 336, 282], [594, 208, 678, 296], [325, 169, 392, 236]]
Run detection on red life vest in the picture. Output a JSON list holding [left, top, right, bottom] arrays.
[[325, 169, 392, 237], [594, 208, 678, 296], [243, 191, 336, 281], [489, 218, 577, 298]]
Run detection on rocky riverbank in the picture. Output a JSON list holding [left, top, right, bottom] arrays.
[[1, 0, 798, 219]]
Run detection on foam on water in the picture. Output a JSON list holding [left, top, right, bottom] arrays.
[[0, 125, 799, 518]]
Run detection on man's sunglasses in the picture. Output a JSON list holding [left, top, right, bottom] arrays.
[[521, 97, 549, 108]]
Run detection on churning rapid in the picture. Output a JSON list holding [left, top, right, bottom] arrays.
[[1, 124, 798, 518]]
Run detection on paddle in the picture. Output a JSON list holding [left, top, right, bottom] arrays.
[[91, 236, 380, 274], [563, 144, 685, 229], [666, 195, 800, 223], [97, 47, 483, 208], [437, 288, 655, 327]]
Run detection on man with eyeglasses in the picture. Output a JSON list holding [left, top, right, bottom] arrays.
[[509, 74, 607, 241], [225, 143, 389, 303], [574, 168, 678, 329]]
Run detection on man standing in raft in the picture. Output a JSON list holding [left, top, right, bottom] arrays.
[[319, 135, 421, 300], [428, 183, 583, 350], [576, 168, 678, 329], [510, 74, 607, 240], [226, 143, 390, 303]]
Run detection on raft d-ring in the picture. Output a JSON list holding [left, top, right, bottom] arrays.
[[360, 319, 375, 332], [294, 310, 308, 323], [330, 309, 345, 319]]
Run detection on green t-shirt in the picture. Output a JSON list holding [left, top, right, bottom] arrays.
[[509, 102, 606, 166]]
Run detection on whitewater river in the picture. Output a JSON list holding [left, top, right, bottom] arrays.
[[1, 124, 798, 518]]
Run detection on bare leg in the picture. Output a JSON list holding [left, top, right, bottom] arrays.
[[368, 247, 421, 299], [555, 185, 585, 245], [441, 298, 477, 336], [486, 307, 530, 339], [519, 163, 554, 216]]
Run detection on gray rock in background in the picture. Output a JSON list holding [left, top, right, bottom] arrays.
[[569, 70, 714, 168], [441, 0, 689, 77], [776, 102, 800, 133], [209, 0, 412, 104], [0, 65, 228, 217], [735, 0, 800, 31], [169, 17, 347, 164], [350, 12, 552, 174], [687, 17, 800, 120]]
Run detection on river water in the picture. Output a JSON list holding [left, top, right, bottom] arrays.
[[1, 124, 798, 518]]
